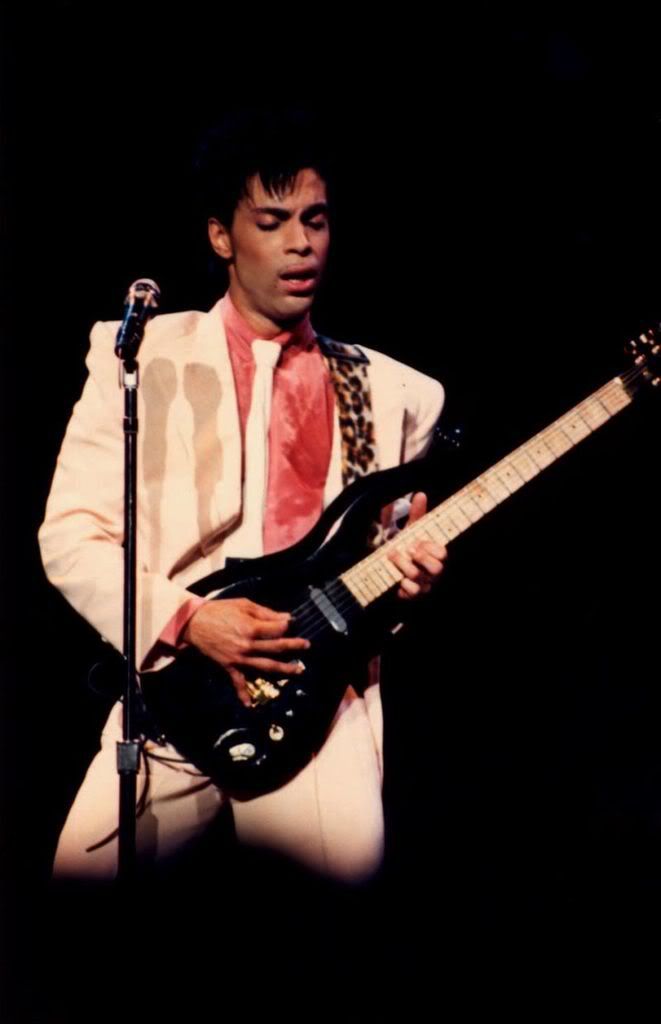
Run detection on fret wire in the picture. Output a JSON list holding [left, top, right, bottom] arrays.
[[456, 496, 484, 522], [425, 517, 451, 541], [346, 576, 371, 605], [360, 573, 382, 600], [557, 425, 581, 446], [562, 413, 592, 442], [468, 483, 498, 513], [361, 569, 385, 596], [369, 562, 392, 592], [448, 488, 495, 529], [560, 406, 586, 429], [444, 514, 468, 538], [502, 460, 526, 481], [428, 518, 452, 542], [414, 522, 441, 546], [580, 397, 610, 428], [494, 470, 515, 495], [487, 473, 513, 501], [527, 443, 555, 469], [454, 485, 491, 515], [374, 553, 402, 584], [571, 401, 596, 429], [434, 517, 456, 540], [548, 416, 574, 436], [346, 559, 375, 586], [510, 451, 540, 480], [544, 430, 573, 457], [479, 473, 509, 503], [505, 465, 524, 491], [446, 505, 472, 531]]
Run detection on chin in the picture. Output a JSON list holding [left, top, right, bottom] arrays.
[[276, 296, 315, 322]]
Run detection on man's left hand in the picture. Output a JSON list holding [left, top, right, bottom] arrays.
[[387, 492, 447, 600]]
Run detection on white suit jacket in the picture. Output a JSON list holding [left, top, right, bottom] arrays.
[[39, 299, 445, 671]]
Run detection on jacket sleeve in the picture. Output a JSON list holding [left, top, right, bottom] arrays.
[[38, 320, 197, 671], [377, 362, 445, 535], [401, 366, 445, 464]]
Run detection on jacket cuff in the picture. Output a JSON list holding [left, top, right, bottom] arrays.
[[157, 594, 208, 649]]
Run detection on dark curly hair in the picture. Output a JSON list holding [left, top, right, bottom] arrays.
[[195, 107, 333, 227]]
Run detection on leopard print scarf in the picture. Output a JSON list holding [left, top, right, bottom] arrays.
[[316, 336, 379, 486]]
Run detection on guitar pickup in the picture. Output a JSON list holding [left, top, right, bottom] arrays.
[[308, 586, 349, 635]]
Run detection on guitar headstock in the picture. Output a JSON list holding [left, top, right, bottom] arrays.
[[625, 328, 661, 390]]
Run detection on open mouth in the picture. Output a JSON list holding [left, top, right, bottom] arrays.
[[280, 268, 318, 282], [280, 268, 318, 293]]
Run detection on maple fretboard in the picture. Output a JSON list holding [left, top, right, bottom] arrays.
[[341, 374, 635, 607]]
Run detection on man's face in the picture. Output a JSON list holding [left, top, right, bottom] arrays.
[[208, 167, 330, 335]]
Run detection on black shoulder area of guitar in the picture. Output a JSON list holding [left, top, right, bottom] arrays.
[[185, 455, 450, 598]]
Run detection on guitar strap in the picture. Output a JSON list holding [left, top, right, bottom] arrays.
[[316, 336, 379, 487], [317, 337, 383, 695]]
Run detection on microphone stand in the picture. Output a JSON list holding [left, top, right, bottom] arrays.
[[117, 351, 141, 883], [114, 279, 160, 883]]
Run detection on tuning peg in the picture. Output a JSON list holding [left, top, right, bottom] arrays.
[[627, 328, 658, 357]]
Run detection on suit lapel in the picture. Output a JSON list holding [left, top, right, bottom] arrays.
[[186, 300, 243, 553]]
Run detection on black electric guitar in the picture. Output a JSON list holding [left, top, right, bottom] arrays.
[[141, 330, 661, 796]]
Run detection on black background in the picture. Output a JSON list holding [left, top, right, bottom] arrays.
[[2, 10, 661, 1018]]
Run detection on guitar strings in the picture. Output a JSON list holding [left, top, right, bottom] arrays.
[[281, 366, 649, 643], [332, 366, 648, 607], [285, 367, 648, 639]]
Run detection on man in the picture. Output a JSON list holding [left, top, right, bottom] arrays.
[[39, 109, 446, 882]]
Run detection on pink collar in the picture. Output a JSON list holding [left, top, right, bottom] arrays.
[[219, 293, 316, 356]]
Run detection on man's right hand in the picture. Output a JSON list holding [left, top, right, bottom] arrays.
[[182, 598, 310, 707]]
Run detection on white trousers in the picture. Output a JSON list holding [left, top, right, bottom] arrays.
[[54, 681, 385, 883]]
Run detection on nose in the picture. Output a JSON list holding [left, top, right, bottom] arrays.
[[285, 220, 313, 256]]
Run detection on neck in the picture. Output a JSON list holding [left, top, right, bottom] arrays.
[[228, 285, 307, 339]]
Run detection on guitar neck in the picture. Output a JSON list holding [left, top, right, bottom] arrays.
[[340, 373, 635, 608]]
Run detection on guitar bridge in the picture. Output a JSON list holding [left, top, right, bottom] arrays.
[[246, 676, 289, 707]]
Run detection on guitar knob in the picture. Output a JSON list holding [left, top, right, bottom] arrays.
[[269, 725, 285, 742]]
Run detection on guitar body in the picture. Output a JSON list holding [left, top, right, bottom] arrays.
[[141, 456, 432, 797]]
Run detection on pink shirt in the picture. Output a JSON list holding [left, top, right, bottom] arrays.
[[159, 294, 335, 647], [221, 294, 335, 553]]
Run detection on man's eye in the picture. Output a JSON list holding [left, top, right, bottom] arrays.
[[308, 219, 327, 231], [256, 221, 279, 231]]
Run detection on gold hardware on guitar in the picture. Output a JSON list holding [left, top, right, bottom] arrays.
[[246, 676, 290, 707]]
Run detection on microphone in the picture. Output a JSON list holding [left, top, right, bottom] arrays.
[[115, 278, 161, 361]]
